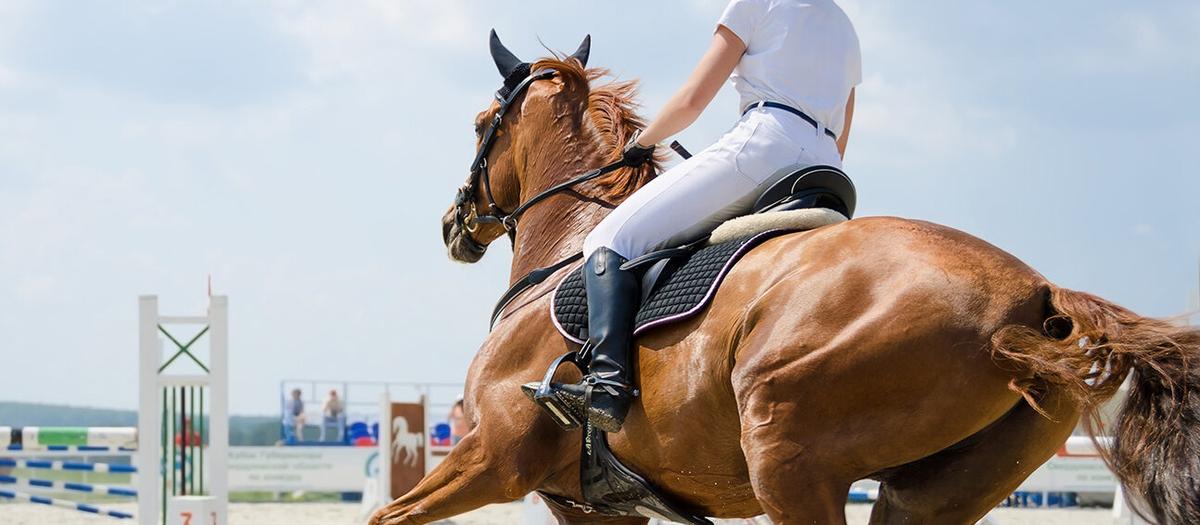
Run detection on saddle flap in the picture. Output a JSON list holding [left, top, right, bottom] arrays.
[[639, 258, 673, 305]]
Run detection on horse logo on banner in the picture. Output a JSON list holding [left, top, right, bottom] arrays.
[[391, 416, 424, 468]]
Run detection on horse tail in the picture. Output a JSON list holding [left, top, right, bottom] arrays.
[[991, 286, 1200, 524]]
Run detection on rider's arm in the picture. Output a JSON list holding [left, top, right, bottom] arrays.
[[837, 88, 855, 159], [635, 25, 746, 147]]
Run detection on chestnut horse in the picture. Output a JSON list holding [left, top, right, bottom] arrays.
[[371, 50, 1200, 524]]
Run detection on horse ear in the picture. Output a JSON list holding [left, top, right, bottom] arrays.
[[570, 34, 591, 68], [489, 29, 525, 78]]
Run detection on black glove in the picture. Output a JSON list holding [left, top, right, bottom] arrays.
[[622, 131, 655, 167]]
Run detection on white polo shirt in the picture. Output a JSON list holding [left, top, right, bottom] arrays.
[[718, 0, 862, 138]]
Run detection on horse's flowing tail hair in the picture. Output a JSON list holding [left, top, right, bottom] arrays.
[[992, 287, 1200, 525]]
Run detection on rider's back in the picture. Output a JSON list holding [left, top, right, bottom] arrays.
[[721, 0, 862, 136]]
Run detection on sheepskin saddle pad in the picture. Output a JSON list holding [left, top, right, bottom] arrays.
[[551, 208, 846, 342]]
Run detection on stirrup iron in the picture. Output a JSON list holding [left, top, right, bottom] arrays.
[[522, 351, 587, 430]]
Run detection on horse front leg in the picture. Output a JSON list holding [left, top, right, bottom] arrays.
[[367, 430, 527, 524], [369, 405, 570, 524]]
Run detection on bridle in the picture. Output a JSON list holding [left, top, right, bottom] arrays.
[[453, 68, 626, 251], [451, 65, 633, 329]]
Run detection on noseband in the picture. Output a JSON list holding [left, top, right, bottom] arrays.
[[453, 68, 627, 251]]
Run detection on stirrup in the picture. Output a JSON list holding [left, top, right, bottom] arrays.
[[521, 351, 587, 430]]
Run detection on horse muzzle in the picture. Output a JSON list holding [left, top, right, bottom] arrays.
[[442, 206, 488, 263]]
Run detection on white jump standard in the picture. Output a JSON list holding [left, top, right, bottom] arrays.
[[138, 294, 229, 525]]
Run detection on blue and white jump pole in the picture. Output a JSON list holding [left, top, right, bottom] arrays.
[[0, 295, 229, 524], [0, 488, 136, 519]]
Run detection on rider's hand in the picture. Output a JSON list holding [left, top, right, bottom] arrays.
[[622, 131, 656, 167]]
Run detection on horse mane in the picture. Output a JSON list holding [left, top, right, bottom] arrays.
[[532, 56, 659, 204]]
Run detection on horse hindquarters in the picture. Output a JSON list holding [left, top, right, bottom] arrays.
[[992, 287, 1200, 525], [723, 228, 1042, 523]]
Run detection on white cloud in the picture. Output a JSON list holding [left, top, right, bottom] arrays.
[[0, 1, 33, 36], [0, 63, 16, 88], [686, 0, 727, 14], [853, 73, 1019, 161], [0, 1, 35, 89], [838, 2, 1020, 161], [269, 0, 480, 84], [0, 166, 177, 308], [1061, 6, 1200, 76]]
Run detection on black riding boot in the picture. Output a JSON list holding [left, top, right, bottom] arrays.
[[540, 247, 640, 432], [576, 247, 640, 431]]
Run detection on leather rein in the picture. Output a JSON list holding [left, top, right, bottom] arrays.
[[451, 68, 631, 329]]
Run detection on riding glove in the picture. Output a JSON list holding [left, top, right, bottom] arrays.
[[622, 131, 655, 167]]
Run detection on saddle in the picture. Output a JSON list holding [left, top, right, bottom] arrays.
[[530, 165, 856, 524], [552, 164, 855, 343]]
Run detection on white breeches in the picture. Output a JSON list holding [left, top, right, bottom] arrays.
[[583, 106, 844, 260]]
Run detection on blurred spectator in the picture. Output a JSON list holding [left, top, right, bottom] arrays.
[[282, 388, 306, 444], [173, 416, 202, 447], [449, 399, 468, 444], [321, 389, 345, 442]]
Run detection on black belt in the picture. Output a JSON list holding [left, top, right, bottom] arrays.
[[742, 101, 837, 140]]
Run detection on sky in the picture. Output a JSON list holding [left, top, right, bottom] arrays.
[[1, 1, 1197, 416]]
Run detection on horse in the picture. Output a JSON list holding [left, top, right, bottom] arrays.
[[370, 36, 1200, 525]]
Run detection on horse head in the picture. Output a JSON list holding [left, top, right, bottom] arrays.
[[442, 30, 594, 263]]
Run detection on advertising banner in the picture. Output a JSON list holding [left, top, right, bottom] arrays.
[[1017, 456, 1117, 492], [227, 446, 376, 492]]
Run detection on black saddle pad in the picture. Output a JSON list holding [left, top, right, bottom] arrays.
[[552, 229, 794, 343]]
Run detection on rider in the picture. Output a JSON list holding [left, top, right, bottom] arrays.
[[551, 0, 861, 432]]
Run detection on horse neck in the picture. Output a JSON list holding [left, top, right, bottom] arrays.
[[506, 144, 612, 283]]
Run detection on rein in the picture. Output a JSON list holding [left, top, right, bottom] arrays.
[[489, 252, 582, 329]]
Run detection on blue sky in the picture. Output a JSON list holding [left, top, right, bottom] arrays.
[[1, 1, 1196, 415]]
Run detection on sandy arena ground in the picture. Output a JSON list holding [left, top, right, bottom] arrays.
[[0, 501, 1115, 524]]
